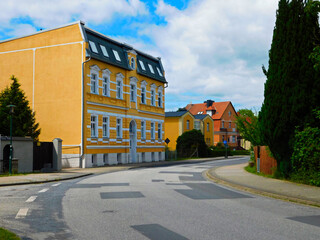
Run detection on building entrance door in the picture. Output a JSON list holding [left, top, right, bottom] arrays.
[[129, 120, 137, 163]]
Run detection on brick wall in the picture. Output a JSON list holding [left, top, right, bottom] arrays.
[[254, 146, 277, 175]]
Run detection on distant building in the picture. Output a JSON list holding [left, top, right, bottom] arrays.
[[186, 100, 240, 149], [164, 111, 214, 150], [0, 21, 167, 168]]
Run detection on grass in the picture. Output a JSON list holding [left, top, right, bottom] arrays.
[[0, 228, 20, 240], [0, 172, 33, 177], [244, 163, 274, 178]]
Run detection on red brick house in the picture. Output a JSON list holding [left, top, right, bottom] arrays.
[[186, 100, 240, 149]]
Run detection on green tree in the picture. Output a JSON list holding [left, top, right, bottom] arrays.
[[236, 109, 262, 146], [259, 0, 320, 176], [0, 76, 40, 140], [176, 129, 208, 158]]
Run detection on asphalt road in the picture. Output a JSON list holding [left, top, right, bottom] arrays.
[[1, 157, 320, 240]]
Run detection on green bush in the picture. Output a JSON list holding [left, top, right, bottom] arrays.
[[291, 125, 320, 186], [230, 150, 250, 156], [176, 129, 208, 158], [207, 148, 230, 157]]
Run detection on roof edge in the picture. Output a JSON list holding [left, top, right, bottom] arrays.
[[0, 21, 83, 45]]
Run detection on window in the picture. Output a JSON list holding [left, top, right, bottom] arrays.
[[229, 122, 231, 128], [130, 84, 136, 102], [116, 80, 122, 99], [102, 117, 109, 138], [102, 77, 109, 96], [158, 123, 162, 140], [228, 111, 231, 116], [100, 45, 109, 57], [117, 153, 121, 164], [151, 122, 155, 139], [139, 60, 146, 71], [130, 57, 135, 69], [207, 110, 213, 116], [91, 115, 97, 138], [157, 67, 163, 77], [141, 121, 146, 139], [222, 135, 225, 142], [113, 49, 121, 61], [141, 87, 146, 104], [207, 122, 210, 132], [232, 135, 236, 143], [89, 41, 98, 53], [90, 73, 98, 94], [116, 118, 122, 138], [222, 121, 225, 128], [194, 121, 200, 130], [148, 64, 155, 74], [186, 120, 190, 130], [158, 90, 162, 107], [151, 90, 155, 106]]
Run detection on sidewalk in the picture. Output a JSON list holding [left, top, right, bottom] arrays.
[[206, 163, 320, 208], [0, 156, 236, 187]]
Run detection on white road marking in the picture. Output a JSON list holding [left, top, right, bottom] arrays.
[[38, 188, 49, 193], [26, 196, 37, 203], [15, 208, 28, 219], [52, 183, 61, 187]]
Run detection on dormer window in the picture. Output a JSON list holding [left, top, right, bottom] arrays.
[[156, 67, 163, 77], [113, 49, 121, 62], [139, 60, 146, 71], [89, 41, 98, 53], [100, 45, 109, 57], [148, 64, 155, 74], [130, 57, 135, 69]]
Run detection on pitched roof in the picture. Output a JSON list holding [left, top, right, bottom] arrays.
[[194, 114, 208, 120], [165, 111, 188, 117], [186, 101, 233, 120]]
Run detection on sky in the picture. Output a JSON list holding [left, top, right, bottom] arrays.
[[0, 0, 279, 111]]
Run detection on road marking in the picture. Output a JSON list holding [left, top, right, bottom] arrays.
[[52, 183, 61, 187], [26, 196, 37, 203], [38, 188, 49, 193], [15, 208, 28, 219]]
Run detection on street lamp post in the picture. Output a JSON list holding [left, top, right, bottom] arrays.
[[6, 104, 15, 174]]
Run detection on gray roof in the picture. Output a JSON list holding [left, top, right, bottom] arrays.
[[83, 27, 167, 83], [165, 111, 188, 117], [194, 114, 209, 120]]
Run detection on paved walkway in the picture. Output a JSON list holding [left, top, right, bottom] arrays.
[[206, 163, 320, 208]]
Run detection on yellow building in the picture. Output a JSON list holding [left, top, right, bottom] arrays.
[[0, 21, 167, 168], [164, 111, 214, 150]]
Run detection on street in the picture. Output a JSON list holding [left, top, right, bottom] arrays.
[[1, 157, 320, 239]]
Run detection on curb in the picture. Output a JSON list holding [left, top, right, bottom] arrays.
[[204, 168, 320, 208]]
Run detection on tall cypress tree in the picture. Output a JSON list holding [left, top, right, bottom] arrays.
[[0, 76, 40, 140], [260, 0, 320, 176]]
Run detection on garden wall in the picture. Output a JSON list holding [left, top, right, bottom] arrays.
[[254, 146, 277, 175]]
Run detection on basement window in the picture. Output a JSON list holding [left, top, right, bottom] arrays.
[[89, 41, 98, 53]]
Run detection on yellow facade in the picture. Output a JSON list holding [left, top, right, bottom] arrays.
[[164, 111, 214, 150], [0, 21, 167, 167]]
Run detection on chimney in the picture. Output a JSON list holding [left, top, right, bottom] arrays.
[[204, 99, 214, 107]]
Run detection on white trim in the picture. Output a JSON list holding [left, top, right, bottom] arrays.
[[87, 101, 129, 110], [32, 48, 35, 110], [137, 145, 165, 149], [62, 144, 81, 147], [78, 22, 85, 41], [137, 110, 165, 117], [86, 145, 165, 149]]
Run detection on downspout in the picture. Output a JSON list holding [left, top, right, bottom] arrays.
[[81, 48, 91, 168]]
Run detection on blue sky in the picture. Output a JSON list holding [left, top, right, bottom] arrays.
[[0, 0, 279, 111]]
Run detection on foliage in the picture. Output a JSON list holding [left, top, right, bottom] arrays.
[[0, 76, 40, 140], [176, 129, 208, 158], [207, 147, 230, 157], [259, 0, 320, 176], [0, 228, 20, 240], [231, 150, 250, 156], [236, 109, 263, 146], [290, 109, 320, 186]]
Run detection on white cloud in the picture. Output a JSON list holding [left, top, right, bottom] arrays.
[[140, 0, 278, 110], [0, 0, 148, 33]]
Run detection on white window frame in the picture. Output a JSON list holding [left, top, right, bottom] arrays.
[[157, 123, 162, 140], [186, 120, 190, 130], [90, 65, 100, 94], [232, 135, 236, 143], [91, 115, 98, 138], [148, 64, 155, 74], [116, 118, 122, 139], [139, 60, 146, 71], [102, 116, 109, 138], [100, 45, 109, 57], [140, 80, 147, 104], [130, 57, 135, 69], [129, 77, 138, 103], [113, 49, 121, 62], [102, 68, 111, 97], [151, 90, 155, 106], [150, 122, 155, 140], [89, 41, 98, 53], [116, 73, 124, 99], [141, 120, 146, 140], [158, 86, 163, 108]]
